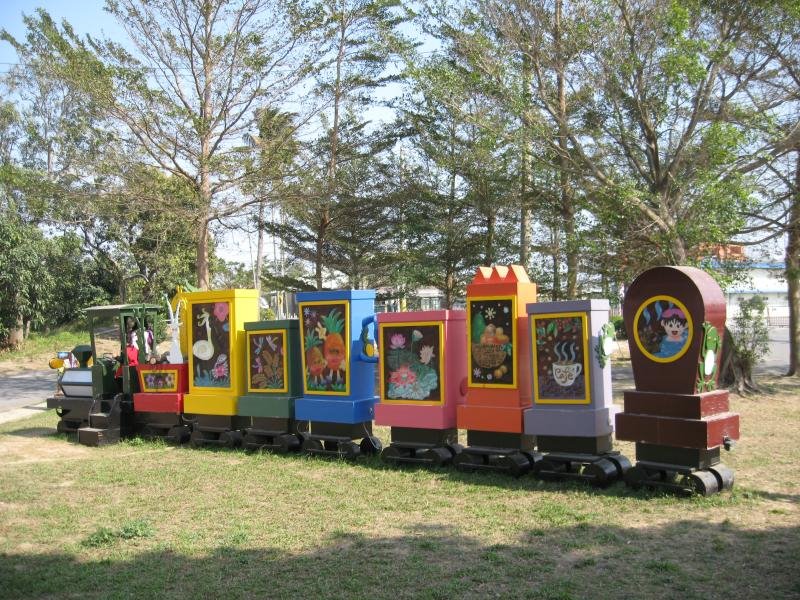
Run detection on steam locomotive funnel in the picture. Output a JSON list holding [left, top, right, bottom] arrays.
[[71, 345, 93, 368]]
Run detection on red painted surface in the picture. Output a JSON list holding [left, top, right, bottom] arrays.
[[615, 412, 739, 449], [133, 392, 184, 414], [457, 404, 527, 433], [622, 389, 730, 419]]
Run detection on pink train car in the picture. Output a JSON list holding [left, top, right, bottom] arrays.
[[375, 310, 467, 466]]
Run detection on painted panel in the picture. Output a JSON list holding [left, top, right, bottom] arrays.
[[380, 322, 444, 405], [467, 296, 515, 388], [141, 370, 179, 393], [532, 312, 591, 404], [247, 329, 288, 393], [191, 301, 231, 388], [633, 295, 694, 363], [299, 301, 350, 395]]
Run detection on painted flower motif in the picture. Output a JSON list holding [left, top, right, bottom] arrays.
[[412, 329, 423, 342], [389, 365, 417, 386], [473, 367, 481, 378], [212, 355, 229, 380], [213, 302, 229, 323], [315, 322, 327, 340], [390, 333, 406, 349], [485, 307, 496, 320], [419, 345, 434, 365]]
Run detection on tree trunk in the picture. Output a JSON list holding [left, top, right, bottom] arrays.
[[255, 198, 265, 292], [7, 315, 24, 349], [720, 326, 761, 394], [196, 219, 210, 290], [786, 148, 800, 376], [519, 49, 532, 269]]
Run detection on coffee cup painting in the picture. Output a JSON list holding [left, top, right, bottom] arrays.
[[633, 296, 693, 363], [532, 314, 589, 402]]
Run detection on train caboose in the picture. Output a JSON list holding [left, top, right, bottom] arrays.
[[615, 266, 739, 495]]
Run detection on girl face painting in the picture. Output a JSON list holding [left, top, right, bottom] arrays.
[[634, 297, 693, 362]]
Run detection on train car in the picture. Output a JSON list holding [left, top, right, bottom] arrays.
[[182, 289, 260, 447], [294, 290, 381, 459], [237, 319, 307, 452], [47, 345, 94, 433], [615, 266, 739, 495], [375, 310, 467, 466], [78, 303, 162, 446], [524, 300, 630, 485], [453, 265, 539, 476]]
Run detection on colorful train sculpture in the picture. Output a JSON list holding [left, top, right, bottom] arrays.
[[46, 265, 740, 496]]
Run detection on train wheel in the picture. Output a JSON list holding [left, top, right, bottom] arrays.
[[219, 430, 243, 448], [56, 420, 67, 434], [190, 430, 206, 448], [340, 440, 361, 460], [532, 459, 562, 481], [359, 435, 382, 455], [424, 447, 452, 467], [684, 471, 719, 496], [708, 464, 735, 491], [501, 453, 531, 477], [453, 452, 482, 473], [323, 440, 339, 452], [277, 433, 300, 453], [624, 465, 649, 490], [584, 458, 618, 486], [302, 437, 323, 454], [168, 425, 191, 445], [446, 443, 464, 457], [607, 455, 632, 478], [380, 445, 405, 464]]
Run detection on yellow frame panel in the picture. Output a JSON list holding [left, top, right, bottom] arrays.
[[531, 311, 591, 405], [633, 295, 694, 364], [379, 320, 446, 406], [246, 329, 289, 394], [466, 295, 518, 389], [299, 300, 351, 396]]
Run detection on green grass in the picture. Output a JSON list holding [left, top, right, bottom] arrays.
[[0, 326, 89, 362], [0, 389, 799, 600]]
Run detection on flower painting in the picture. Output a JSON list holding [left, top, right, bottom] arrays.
[[249, 330, 286, 391], [301, 302, 348, 393], [381, 323, 442, 402], [191, 301, 231, 388]]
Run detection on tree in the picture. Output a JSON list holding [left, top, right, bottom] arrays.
[[5, 2, 315, 289]]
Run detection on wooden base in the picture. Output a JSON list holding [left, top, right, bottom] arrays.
[[537, 434, 613, 454]]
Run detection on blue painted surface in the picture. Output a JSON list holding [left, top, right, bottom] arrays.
[[296, 290, 378, 424]]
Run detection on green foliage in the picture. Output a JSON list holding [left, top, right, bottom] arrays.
[[611, 316, 627, 340], [82, 519, 155, 548], [731, 296, 770, 372]]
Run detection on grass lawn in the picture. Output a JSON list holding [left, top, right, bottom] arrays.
[[0, 375, 798, 599]]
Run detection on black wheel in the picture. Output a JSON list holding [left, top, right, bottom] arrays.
[[324, 440, 339, 452], [140, 425, 158, 440], [190, 430, 206, 448], [359, 435, 382, 455], [446, 443, 464, 457], [302, 437, 324, 454], [380, 445, 405, 464], [340, 440, 361, 460], [606, 454, 632, 478], [219, 430, 243, 448], [624, 465, 649, 490], [532, 459, 563, 481], [167, 425, 190, 445], [424, 447, 453, 467], [453, 452, 482, 473], [501, 453, 531, 477], [708, 464, 735, 491], [277, 433, 300, 453], [684, 471, 719, 496], [56, 420, 67, 434], [584, 458, 619, 486]]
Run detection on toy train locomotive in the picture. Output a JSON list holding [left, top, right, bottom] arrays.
[[46, 265, 740, 496]]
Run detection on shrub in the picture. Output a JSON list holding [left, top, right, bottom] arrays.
[[611, 316, 627, 340]]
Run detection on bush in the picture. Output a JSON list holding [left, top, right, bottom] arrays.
[[611, 316, 627, 340]]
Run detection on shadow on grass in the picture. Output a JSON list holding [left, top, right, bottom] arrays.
[[1, 520, 798, 600], [5, 426, 61, 438]]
